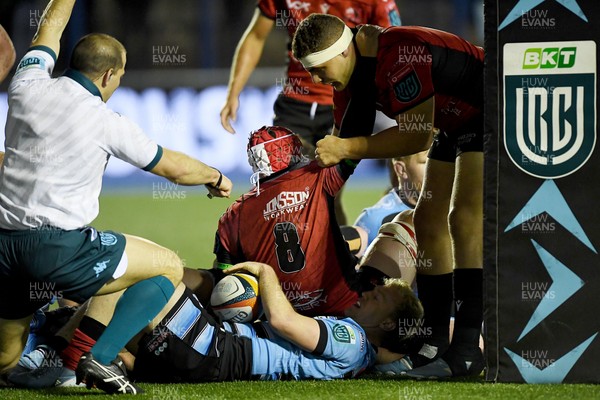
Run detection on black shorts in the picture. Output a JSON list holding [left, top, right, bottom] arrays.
[[133, 288, 252, 383], [428, 116, 483, 162], [0, 227, 126, 319], [273, 94, 333, 148]]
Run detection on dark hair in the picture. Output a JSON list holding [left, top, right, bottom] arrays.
[[292, 14, 345, 60], [70, 33, 126, 80], [379, 278, 424, 353]]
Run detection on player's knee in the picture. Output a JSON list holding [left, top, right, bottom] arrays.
[[448, 203, 483, 241], [413, 200, 440, 226], [166, 258, 184, 286], [154, 249, 184, 285], [0, 346, 23, 374], [0, 318, 30, 373], [413, 204, 444, 242]]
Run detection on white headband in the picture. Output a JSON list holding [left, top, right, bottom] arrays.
[[299, 25, 353, 68]]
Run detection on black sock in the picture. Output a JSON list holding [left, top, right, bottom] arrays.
[[452, 268, 483, 341], [442, 268, 484, 376], [47, 335, 69, 352], [410, 273, 453, 366], [79, 316, 106, 341]]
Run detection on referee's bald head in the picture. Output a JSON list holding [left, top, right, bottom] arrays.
[[70, 33, 126, 80]]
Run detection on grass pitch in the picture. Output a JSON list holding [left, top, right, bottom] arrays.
[[4, 183, 600, 399], [3, 376, 600, 399]]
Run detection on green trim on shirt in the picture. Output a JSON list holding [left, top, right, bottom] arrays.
[[343, 159, 359, 168], [62, 69, 102, 99], [28, 45, 57, 62], [216, 262, 233, 270], [143, 145, 163, 171]]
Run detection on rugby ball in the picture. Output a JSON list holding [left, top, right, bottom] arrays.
[[210, 273, 262, 323]]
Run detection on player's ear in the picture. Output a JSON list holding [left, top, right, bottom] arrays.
[[393, 160, 407, 179], [101, 68, 114, 87], [379, 317, 396, 332]]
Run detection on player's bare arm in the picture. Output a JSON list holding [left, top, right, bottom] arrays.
[[0, 25, 15, 83], [220, 9, 274, 134], [30, 0, 76, 57], [0, 151, 4, 166], [316, 97, 436, 166], [150, 148, 232, 197], [226, 262, 321, 352]]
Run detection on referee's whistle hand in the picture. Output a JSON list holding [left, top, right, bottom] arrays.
[[206, 175, 232, 198]]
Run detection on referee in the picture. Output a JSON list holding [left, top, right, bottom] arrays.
[[0, 0, 232, 394]]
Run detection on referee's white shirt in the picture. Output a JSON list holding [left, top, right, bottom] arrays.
[[0, 46, 161, 230]]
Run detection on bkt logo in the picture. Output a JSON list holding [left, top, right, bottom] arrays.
[[523, 47, 576, 69], [504, 41, 596, 179]]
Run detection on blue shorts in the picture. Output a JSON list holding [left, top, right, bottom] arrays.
[[0, 226, 126, 319]]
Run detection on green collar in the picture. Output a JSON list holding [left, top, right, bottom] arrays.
[[63, 69, 102, 99]]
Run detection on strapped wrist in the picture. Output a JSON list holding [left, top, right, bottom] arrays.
[[207, 167, 223, 189], [205, 168, 223, 197], [214, 168, 223, 189]]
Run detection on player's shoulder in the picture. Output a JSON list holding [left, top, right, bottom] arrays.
[[317, 315, 364, 332], [285, 160, 320, 177], [225, 194, 247, 215], [11, 46, 57, 84], [355, 25, 384, 57], [381, 25, 474, 48], [326, 317, 369, 353], [18, 46, 57, 67], [329, 0, 390, 8], [369, 189, 399, 208], [256, 0, 278, 18], [378, 26, 419, 42]]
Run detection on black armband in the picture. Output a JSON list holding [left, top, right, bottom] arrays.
[[207, 168, 223, 189]]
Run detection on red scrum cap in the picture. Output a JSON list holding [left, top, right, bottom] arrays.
[[247, 126, 305, 179]]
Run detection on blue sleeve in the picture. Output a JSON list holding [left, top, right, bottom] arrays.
[[354, 209, 378, 245], [316, 318, 371, 369]]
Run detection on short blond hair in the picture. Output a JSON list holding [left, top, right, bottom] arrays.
[[70, 33, 126, 80], [380, 278, 424, 352]]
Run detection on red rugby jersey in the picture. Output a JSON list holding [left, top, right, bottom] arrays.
[[334, 26, 484, 134], [258, 0, 400, 105], [215, 161, 358, 316]]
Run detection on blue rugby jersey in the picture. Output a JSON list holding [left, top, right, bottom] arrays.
[[354, 189, 412, 245], [134, 288, 375, 382], [227, 316, 376, 380]]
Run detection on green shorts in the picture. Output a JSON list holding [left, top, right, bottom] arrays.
[[0, 226, 127, 319]]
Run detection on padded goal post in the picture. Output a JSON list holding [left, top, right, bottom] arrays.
[[485, 0, 600, 383]]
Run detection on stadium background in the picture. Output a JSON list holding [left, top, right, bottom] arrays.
[[3, 1, 600, 398], [0, 0, 483, 265], [0, 0, 483, 186]]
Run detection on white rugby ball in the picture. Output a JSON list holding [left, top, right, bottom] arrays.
[[210, 273, 261, 323]]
